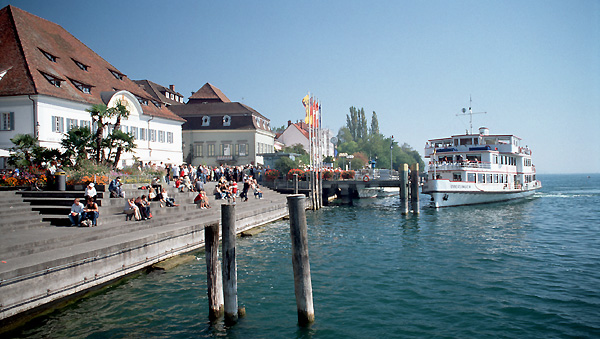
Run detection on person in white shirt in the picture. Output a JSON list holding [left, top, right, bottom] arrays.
[[85, 183, 97, 201], [68, 198, 85, 226]]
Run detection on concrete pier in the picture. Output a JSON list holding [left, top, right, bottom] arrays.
[[0, 182, 288, 328]]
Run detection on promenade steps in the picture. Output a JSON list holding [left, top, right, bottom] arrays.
[[0, 183, 283, 261]]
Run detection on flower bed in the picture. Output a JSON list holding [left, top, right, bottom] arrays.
[[265, 169, 280, 181], [287, 168, 305, 180]]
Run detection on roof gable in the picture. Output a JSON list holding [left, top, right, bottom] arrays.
[[189, 82, 231, 103]]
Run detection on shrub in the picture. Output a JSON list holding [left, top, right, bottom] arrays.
[[265, 169, 280, 181], [341, 170, 355, 179], [287, 168, 305, 180], [322, 170, 334, 180]]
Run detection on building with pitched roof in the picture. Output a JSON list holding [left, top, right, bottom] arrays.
[[170, 83, 275, 166], [0, 5, 185, 166], [133, 80, 185, 107], [277, 120, 335, 158]]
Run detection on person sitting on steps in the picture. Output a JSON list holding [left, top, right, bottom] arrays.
[[68, 198, 84, 226], [82, 196, 99, 226]]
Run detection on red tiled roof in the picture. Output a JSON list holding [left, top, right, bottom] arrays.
[[170, 101, 271, 132], [0, 5, 184, 122], [189, 82, 231, 103], [292, 123, 309, 139], [133, 79, 185, 106]]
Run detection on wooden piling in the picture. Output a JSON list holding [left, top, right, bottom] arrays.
[[221, 204, 238, 325], [410, 163, 420, 214], [293, 174, 299, 195], [400, 164, 409, 215], [205, 221, 223, 320], [287, 194, 315, 326]]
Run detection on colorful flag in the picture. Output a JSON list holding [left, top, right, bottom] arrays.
[[303, 94, 311, 124]]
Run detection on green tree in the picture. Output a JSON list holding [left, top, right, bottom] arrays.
[[359, 107, 367, 140], [87, 103, 116, 164], [274, 156, 296, 175], [108, 129, 135, 168], [7, 134, 39, 168], [61, 127, 94, 165], [370, 111, 380, 136]]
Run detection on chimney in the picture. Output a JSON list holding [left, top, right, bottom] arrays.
[[169, 84, 175, 91], [288, 120, 292, 127]]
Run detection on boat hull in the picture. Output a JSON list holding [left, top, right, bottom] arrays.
[[423, 180, 542, 208]]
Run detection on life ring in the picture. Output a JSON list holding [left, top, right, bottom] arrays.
[[363, 175, 370, 182]]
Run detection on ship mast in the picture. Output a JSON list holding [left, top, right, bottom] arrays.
[[456, 96, 486, 134]]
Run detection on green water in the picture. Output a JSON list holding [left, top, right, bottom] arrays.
[[7, 174, 600, 338]]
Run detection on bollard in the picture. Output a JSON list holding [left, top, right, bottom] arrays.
[[221, 204, 238, 325], [400, 164, 409, 215], [287, 194, 315, 326], [293, 174, 299, 195], [205, 222, 223, 321], [410, 163, 420, 214]]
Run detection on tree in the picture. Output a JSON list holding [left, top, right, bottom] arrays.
[[108, 129, 135, 168], [87, 104, 116, 164], [274, 156, 296, 175], [61, 127, 94, 165], [359, 107, 367, 140], [346, 106, 359, 141], [7, 134, 39, 168], [370, 111, 380, 136]]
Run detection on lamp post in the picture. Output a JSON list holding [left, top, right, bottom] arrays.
[[347, 154, 354, 171]]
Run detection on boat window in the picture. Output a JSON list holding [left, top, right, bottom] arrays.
[[474, 138, 479, 145], [459, 138, 473, 146], [453, 173, 462, 181], [478, 173, 485, 183], [494, 174, 499, 183], [467, 173, 475, 182], [466, 155, 481, 162], [487, 174, 492, 183]]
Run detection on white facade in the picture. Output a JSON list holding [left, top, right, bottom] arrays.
[[0, 91, 183, 167]]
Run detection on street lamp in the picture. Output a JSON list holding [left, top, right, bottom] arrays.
[[347, 154, 354, 171]]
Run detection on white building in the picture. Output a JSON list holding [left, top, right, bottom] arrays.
[[277, 120, 335, 158], [0, 5, 184, 166]]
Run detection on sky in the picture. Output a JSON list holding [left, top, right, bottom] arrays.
[[3, 0, 599, 173]]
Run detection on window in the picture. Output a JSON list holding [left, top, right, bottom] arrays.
[[194, 144, 203, 157], [66, 118, 78, 131], [494, 174, 499, 183], [51, 116, 64, 133], [130, 127, 138, 139], [40, 49, 57, 62], [478, 173, 485, 183], [202, 116, 210, 126], [109, 69, 124, 80], [221, 143, 231, 156], [135, 95, 148, 106], [467, 173, 476, 182], [239, 143, 248, 156], [223, 115, 231, 126], [0, 112, 14, 131], [207, 144, 215, 157], [69, 78, 92, 93], [158, 130, 165, 143], [453, 173, 462, 181], [140, 128, 146, 141], [40, 71, 62, 87], [151, 100, 161, 108], [80, 120, 91, 130], [72, 58, 89, 71], [167, 131, 173, 143], [149, 129, 156, 142]]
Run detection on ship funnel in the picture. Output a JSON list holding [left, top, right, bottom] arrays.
[[479, 127, 489, 135]]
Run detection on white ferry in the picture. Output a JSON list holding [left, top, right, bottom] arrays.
[[422, 126, 541, 207]]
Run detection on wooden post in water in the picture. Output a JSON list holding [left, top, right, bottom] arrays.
[[293, 174, 299, 194], [221, 204, 238, 325], [410, 163, 420, 214], [287, 194, 315, 326], [205, 222, 223, 320], [400, 164, 409, 215]]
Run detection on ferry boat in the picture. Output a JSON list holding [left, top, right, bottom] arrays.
[[422, 126, 541, 207]]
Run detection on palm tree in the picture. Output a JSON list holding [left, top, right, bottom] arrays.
[[7, 134, 39, 167], [86, 104, 115, 164], [61, 127, 94, 165], [108, 130, 135, 168]]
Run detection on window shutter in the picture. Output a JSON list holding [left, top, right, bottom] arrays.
[[60, 117, 64, 133], [52, 116, 56, 132], [10, 112, 14, 130]]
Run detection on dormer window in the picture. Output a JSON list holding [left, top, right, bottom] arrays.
[[135, 95, 148, 106], [202, 116, 210, 126], [39, 49, 57, 62], [69, 78, 92, 93], [151, 100, 161, 108], [109, 69, 125, 80], [223, 115, 231, 126], [72, 58, 89, 71], [40, 71, 62, 87]]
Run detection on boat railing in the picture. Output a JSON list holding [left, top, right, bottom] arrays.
[[428, 161, 492, 171]]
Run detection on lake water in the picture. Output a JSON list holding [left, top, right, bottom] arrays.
[[7, 174, 600, 338]]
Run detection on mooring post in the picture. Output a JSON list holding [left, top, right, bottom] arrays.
[[293, 174, 299, 195], [400, 163, 409, 215], [410, 163, 420, 214], [287, 194, 315, 326], [205, 221, 224, 320], [221, 204, 238, 325]]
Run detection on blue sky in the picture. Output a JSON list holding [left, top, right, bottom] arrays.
[[4, 0, 599, 173]]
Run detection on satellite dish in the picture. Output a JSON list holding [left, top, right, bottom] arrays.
[[330, 137, 338, 144]]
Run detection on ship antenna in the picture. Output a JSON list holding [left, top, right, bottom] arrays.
[[456, 95, 487, 134]]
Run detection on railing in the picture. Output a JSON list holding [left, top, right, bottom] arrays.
[[428, 162, 492, 171]]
